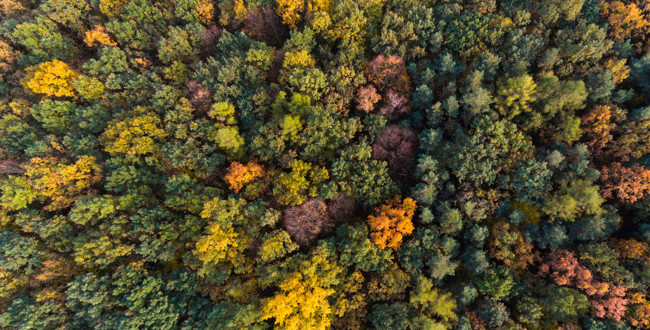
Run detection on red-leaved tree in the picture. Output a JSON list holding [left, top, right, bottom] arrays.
[[600, 162, 650, 204]]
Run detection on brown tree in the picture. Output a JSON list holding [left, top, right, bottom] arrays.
[[372, 125, 418, 179], [600, 162, 650, 204], [355, 84, 381, 113], [284, 198, 333, 245]]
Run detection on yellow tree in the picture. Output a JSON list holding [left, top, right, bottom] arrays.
[[22, 59, 77, 97], [102, 113, 168, 159], [83, 25, 117, 48], [224, 161, 264, 193], [276, 0, 304, 29], [601, 1, 649, 40], [0, 156, 102, 211], [262, 246, 342, 329], [262, 274, 335, 329], [604, 58, 630, 84], [367, 196, 416, 250]]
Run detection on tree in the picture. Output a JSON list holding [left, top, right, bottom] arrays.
[[10, 16, 72, 61], [379, 89, 410, 119], [600, 162, 650, 204], [30, 100, 75, 133], [158, 25, 200, 63], [495, 74, 537, 120], [275, 0, 304, 29], [474, 267, 516, 301], [101, 114, 168, 160], [283, 198, 333, 245], [372, 125, 418, 179], [410, 276, 457, 324], [476, 298, 509, 328], [629, 300, 650, 328], [261, 247, 342, 329], [445, 116, 532, 188], [601, 1, 649, 41], [22, 60, 78, 97], [366, 196, 416, 250], [84, 25, 117, 48], [224, 161, 264, 193], [1, 156, 102, 211], [336, 223, 393, 273], [272, 159, 328, 206], [243, 8, 287, 46], [365, 55, 411, 96], [581, 105, 615, 155], [540, 285, 589, 322], [356, 85, 381, 113], [257, 230, 299, 263]]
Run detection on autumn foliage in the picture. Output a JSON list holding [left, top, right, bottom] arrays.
[[224, 161, 264, 193], [84, 25, 117, 48], [600, 162, 650, 204], [24, 156, 102, 211], [601, 1, 649, 40], [355, 85, 381, 113], [22, 60, 77, 98], [284, 198, 333, 245], [366, 196, 416, 250], [372, 125, 418, 179], [365, 55, 411, 96], [581, 105, 615, 155], [539, 250, 629, 321]]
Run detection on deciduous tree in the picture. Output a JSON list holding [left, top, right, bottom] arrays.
[[366, 196, 416, 250]]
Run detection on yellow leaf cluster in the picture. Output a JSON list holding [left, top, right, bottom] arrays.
[[24, 156, 102, 211], [601, 1, 649, 40], [367, 197, 416, 250], [197, 0, 214, 24], [604, 58, 630, 84], [276, 0, 304, 29], [22, 60, 78, 98], [99, 0, 128, 18], [103, 114, 168, 157], [283, 50, 315, 70], [262, 273, 335, 329], [84, 25, 117, 48], [0, 0, 26, 17], [224, 161, 264, 193], [195, 222, 240, 265]]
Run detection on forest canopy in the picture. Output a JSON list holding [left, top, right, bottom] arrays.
[[2, 0, 650, 328]]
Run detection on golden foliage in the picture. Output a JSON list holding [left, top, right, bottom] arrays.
[[262, 273, 335, 329], [22, 60, 78, 98], [195, 222, 240, 265], [99, 0, 128, 18], [84, 25, 117, 48], [224, 161, 264, 193], [197, 0, 214, 24], [367, 196, 416, 250], [0, 39, 18, 78], [24, 156, 102, 211], [0, 0, 26, 17], [604, 58, 630, 84], [102, 114, 168, 157], [276, 0, 304, 29], [601, 1, 649, 40], [283, 50, 315, 69]]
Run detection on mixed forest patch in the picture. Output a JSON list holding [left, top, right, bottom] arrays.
[[2, 0, 650, 328]]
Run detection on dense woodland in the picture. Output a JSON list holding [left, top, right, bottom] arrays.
[[3, 0, 650, 328]]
